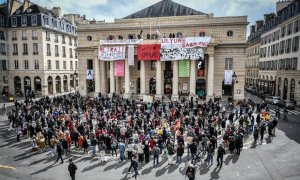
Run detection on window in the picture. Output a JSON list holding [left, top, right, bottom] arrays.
[[47, 60, 51, 70], [21, 16, 27, 26], [33, 43, 38, 55], [70, 61, 73, 70], [87, 59, 93, 69], [55, 45, 59, 56], [62, 46, 66, 57], [32, 30, 38, 40], [287, 23, 293, 35], [11, 17, 17, 27], [46, 44, 51, 56], [1, 60, 7, 70], [46, 31, 50, 41], [69, 37, 72, 45], [225, 58, 233, 70], [43, 15, 49, 26], [0, 31, 5, 40], [31, 15, 37, 26], [62, 35, 65, 44], [280, 40, 285, 54], [12, 44, 18, 55], [63, 61, 66, 70], [23, 43, 28, 55], [151, 61, 156, 70], [74, 50, 77, 59], [24, 60, 29, 69], [294, 20, 299, 33], [87, 36, 92, 41], [54, 33, 58, 43], [14, 60, 19, 69], [285, 39, 291, 53], [0, 43, 6, 55], [55, 60, 59, 70], [34, 60, 39, 70], [291, 57, 298, 70], [3, 76, 8, 83], [227, 30, 233, 37], [12, 31, 17, 40], [281, 26, 286, 37], [75, 61, 78, 69], [53, 20, 57, 28], [22, 30, 27, 40], [0, 18, 4, 27], [292, 36, 299, 52], [69, 48, 73, 58]]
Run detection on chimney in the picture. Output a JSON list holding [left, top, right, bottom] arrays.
[[264, 13, 275, 24], [255, 20, 264, 31], [250, 25, 256, 34], [52, 7, 61, 18], [276, 0, 293, 13], [23, 0, 31, 12]]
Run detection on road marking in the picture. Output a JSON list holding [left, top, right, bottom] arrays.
[[0, 164, 16, 170]]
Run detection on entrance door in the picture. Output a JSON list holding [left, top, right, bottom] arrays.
[[164, 78, 172, 94], [222, 80, 233, 96], [149, 78, 156, 94]]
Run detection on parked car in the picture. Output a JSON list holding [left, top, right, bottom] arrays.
[[278, 100, 295, 110], [249, 87, 257, 93], [257, 90, 264, 97], [265, 96, 281, 104]]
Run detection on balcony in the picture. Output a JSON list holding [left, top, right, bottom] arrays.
[[32, 37, 38, 40], [22, 37, 27, 40], [23, 52, 28, 55], [47, 53, 51, 56], [13, 52, 18, 55], [33, 52, 38, 55], [63, 54, 66, 57], [55, 53, 59, 57], [46, 37, 50, 41], [54, 39, 59, 43], [1, 52, 6, 55], [62, 40, 65, 44], [12, 37, 17, 41], [70, 55, 73, 58]]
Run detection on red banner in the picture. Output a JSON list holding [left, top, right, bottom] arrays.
[[138, 44, 160, 61], [114, 60, 124, 77]]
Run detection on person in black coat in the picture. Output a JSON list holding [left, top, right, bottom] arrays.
[[144, 141, 150, 163], [55, 142, 64, 164], [216, 144, 225, 168], [82, 136, 89, 154]]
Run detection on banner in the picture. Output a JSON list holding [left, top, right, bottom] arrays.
[[114, 60, 125, 77], [224, 70, 233, 85], [98, 46, 125, 61], [160, 48, 204, 61], [137, 44, 160, 61], [179, 60, 190, 77], [100, 39, 143, 45], [128, 45, 135, 66], [86, 69, 93, 80]]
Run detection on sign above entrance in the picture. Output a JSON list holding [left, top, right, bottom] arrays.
[[100, 39, 144, 45], [137, 44, 160, 61], [98, 46, 126, 61]]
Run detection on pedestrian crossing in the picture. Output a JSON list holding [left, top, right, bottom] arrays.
[[269, 109, 300, 115]]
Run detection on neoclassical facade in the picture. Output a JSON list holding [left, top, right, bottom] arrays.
[[77, 0, 247, 101]]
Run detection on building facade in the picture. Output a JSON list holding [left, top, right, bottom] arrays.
[[247, 0, 300, 104], [77, 0, 247, 101], [0, 0, 78, 98]]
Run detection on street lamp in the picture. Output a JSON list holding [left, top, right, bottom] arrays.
[[232, 72, 238, 84]]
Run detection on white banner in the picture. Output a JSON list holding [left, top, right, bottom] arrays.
[[158, 37, 211, 49], [160, 48, 204, 61], [224, 70, 233, 85], [98, 46, 126, 61], [87, 69, 93, 80], [100, 39, 143, 45], [128, 45, 135, 66]]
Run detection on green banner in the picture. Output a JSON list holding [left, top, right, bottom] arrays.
[[179, 60, 190, 77]]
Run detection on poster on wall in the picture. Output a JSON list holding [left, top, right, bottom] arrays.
[[100, 39, 143, 45], [128, 45, 135, 66], [137, 44, 160, 60], [160, 48, 204, 61], [86, 69, 93, 80], [179, 60, 190, 77], [114, 60, 125, 77], [224, 70, 233, 85], [98, 46, 126, 61]]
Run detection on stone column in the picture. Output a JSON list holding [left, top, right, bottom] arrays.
[[140, 60, 146, 94], [61, 76, 64, 93], [53, 77, 56, 95], [109, 61, 115, 96], [100, 61, 107, 94], [172, 61, 179, 100], [287, 78, 291, 100], [189, 60, 196, 96], [206, 53, 214, 101], [280, 78, 284, 100], [94, 59, 100, 95], [155, 61, 162, 99], [124, 59, 131, 99]]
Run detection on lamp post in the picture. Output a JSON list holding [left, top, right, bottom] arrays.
[[232, 72, 238, 100]]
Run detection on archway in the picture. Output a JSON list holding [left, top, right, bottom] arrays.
[[55, 76, 61, 93], [63, 75, 68, 92], [290, 79, 295, 101], [24, 76, 31, 94], [149, 78, 156, 94], [34, 76, 42, 93], [283, 78, 288, 100], [14, 76, 21, 96], [278, 77, 282, 97], [48, 76, 53, 94]]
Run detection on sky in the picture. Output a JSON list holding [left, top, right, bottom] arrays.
[[1, 0, 278, 34]]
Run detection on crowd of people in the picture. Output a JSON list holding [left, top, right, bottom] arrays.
[[5, 92, 278, 180]]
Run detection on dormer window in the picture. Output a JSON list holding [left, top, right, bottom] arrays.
[[31, 15, 37, 26], [26, 9, 32, 13], [43, 15, 49, 26], [16, 10, 21, 14], [21, 16, 27, 26], [11, 17, 17, 27]]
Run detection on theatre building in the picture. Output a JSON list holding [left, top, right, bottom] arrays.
[[77, 0, 247, 101]]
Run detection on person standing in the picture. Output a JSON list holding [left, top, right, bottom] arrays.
[[167, 142, 175, 165], [260, 123, 266, 143], [144, 141, 150, 163], [55, 141, 64, 164], [153, 144, 160, 166], [118, 141, 126, 161], [185, 164, 195, 180], [90, 136, 98, 156], [176, 142, 184, 164], [16, 126, 22, 142], [216, 144, 225, 168], [68, 158, 77, 180]]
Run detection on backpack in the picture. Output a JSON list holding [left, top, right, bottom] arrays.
[[154, 147, 160, 156]]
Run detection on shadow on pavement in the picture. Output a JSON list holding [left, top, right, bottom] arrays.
[[210, 166, 221, 179]]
